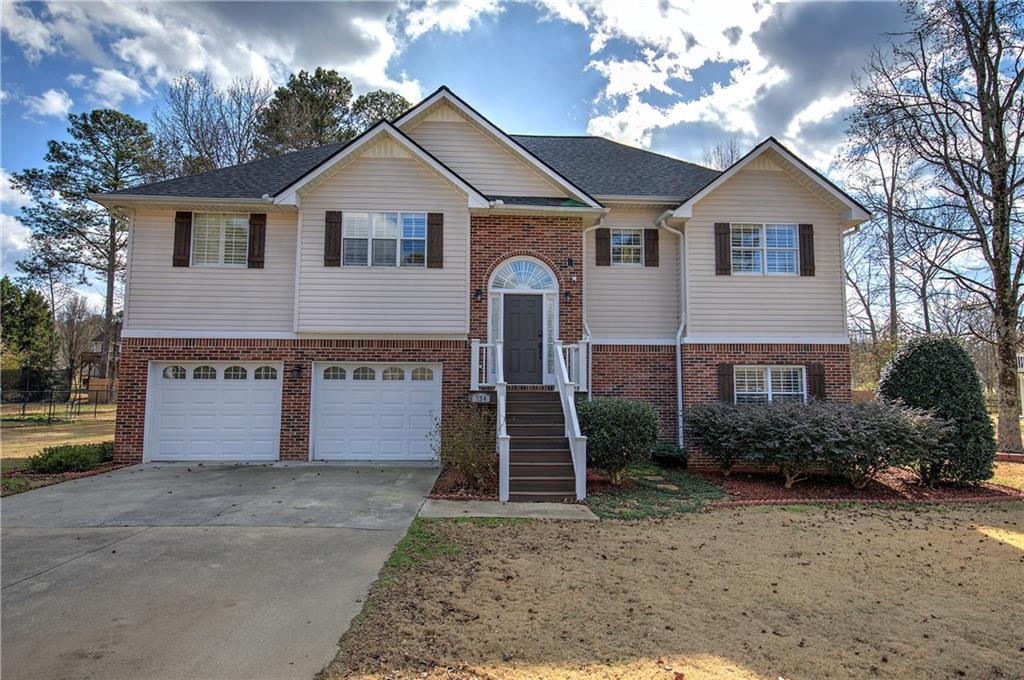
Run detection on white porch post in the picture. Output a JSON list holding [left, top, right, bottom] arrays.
[[470, 338, 480, 391]]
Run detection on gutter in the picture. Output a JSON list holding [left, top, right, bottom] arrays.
[[479, 200, 608, 215]]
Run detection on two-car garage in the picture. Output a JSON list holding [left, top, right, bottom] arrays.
[[145, 361, 442, 462]]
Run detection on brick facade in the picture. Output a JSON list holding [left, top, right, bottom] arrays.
[[590, 344, 679, 441], [115, 337, 470, 464]]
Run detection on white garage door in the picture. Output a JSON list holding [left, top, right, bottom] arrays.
[[147, 361, 283, 461], [312, 362, 441, 461]]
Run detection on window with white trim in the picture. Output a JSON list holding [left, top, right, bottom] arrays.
[[163, 365, 186, 380], [411, 367, 434, 381], [192, 213, 249, 266], [611, 228, 643, 265], [342, 211, 427, 267], [254, 366, 278, 380], [731, 223, 798, 275], [734, 366, 806, 403], [382, 367, 405, 380], [323, 366, 346, 380], [224, 366, 247, 380], [193, 365, 217, 380]]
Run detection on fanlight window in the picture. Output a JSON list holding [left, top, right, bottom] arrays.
[[411, 367, 434, 381], [254, 366, 278, 380], [162, 365, 186, 380], [323, 366, 346, 380], [224, 366, 247, 380], [382, 367, 405, 381], [490, 259, 555, 291], [193, 366, 217, 380], [353, 367, 376, 380]]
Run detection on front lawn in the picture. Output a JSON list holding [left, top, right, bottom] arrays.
[[1, 441, 118, 496], [321, 502, 1024, 680], [586, 464, 727, 519], [1, 406, 116, 460]]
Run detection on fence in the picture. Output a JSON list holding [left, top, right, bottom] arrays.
[[1, 388, 118, 422]]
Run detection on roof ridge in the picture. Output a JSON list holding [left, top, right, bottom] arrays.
[[514, 134, 718, 173]]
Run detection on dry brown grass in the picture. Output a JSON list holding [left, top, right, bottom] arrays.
[[323, 503, 1024, 680], [1, 407, 115, 460], [993, 462, 1024, 491]]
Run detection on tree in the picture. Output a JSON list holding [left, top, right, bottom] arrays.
[[0, 277, 57, 388], [57, 293, 99, 386], [350, 90, 412, 130], [17, 232, 83, 327], [702, 137, 742, 170], [12, 110, 166, 379], [255, 68, 356, 155], [853, 1, 1024, 451], [1, 275, 25, 361]]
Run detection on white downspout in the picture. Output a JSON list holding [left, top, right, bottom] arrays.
[[660, 216, 687, 448], [581, 217, 606, 401]]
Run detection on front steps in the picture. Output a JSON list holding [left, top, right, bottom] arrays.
[[505, 389, 575, 502]]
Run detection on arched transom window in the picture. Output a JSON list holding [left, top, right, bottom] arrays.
[[490, 258, 556, 292]]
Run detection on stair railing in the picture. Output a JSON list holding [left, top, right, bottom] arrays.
[[470, 339, 496, 389], [554, 341, 587, 501], [494, 339, 510, 502]]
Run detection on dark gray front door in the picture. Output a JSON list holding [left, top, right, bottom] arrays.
[[503, 294, 543, 384]]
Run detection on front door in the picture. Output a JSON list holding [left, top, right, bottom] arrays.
[[503, 294, 543, 384]]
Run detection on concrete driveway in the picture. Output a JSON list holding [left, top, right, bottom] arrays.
[[1, 463, 437, 680]]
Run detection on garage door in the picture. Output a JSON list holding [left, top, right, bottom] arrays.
[[312, 362, 441, 461], [147, 361, 283, 461]]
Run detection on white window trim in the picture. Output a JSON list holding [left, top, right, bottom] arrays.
[[486, 256, 560, 386], [610, 228, 644, 266], [342, 210, 428, 268], [191, 212, 249, 268], [734, 365, 807, 404], [730, 223, 799, 276]]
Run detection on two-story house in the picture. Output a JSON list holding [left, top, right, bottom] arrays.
[[95, 86, 868, 502]]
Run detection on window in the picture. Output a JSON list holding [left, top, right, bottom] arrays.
[[192, 213, 249, 266], [353, 367, 376, 380], [411, 367, 434, 381], [343, 211, 427, 267], [323, 366, 346, 380], [731, 223, 798, 275], [224, 366, 247, 380], [254, 366, 278, 380], [734, 366, 805, 403], [162, 365, 186, 380], [193, 365, 217, 380], [611, 228, 643, 265], [382, 367, 405, 380]]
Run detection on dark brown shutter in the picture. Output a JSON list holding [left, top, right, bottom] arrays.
[[643, 228, 659, 267], [807, 363, 826, 400], [247, 213, 266, 269], [717, 363, 734, 403], [427, 212, 444, 268], [173, 211, 192, 267], [799, 223, 815, 276], [714, 223, 731, 275], [595, 227, 611, 266], [324, 211, 342, 267]]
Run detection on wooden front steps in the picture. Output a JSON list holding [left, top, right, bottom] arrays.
[[505, 388, 574, 502]]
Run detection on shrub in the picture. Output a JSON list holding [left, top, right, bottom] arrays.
[[433, 407, 496, 492], [878, 335, 996, 483], [745, 400, 837, 488], [685, 403, 751, 475], [578, 398, 659, 484], [27, 441, 114, 474], [651, 441, 688, 467]]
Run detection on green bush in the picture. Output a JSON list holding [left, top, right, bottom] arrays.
[[685, 403, 753, 476], [578, 398, 659, 484], [27, 441, 114, 474], [651, 441, 688, 467], [745, 400, 837, 488], [878, 335, 996, 484], [433, 407, 496, 491]]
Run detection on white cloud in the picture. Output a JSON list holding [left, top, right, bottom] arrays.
[[0, 2, 57, 62], [403, 0, 503, 40], [23, 88, 73, 119], [66, 73, 88, 87], [0, 169, 32, 211], [0, 213, 32, 275], [88, 68, 147, 107]]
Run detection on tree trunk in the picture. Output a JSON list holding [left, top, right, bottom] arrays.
[[886, 187, 898, 346], [993, 290, 1022, 452], [99, 220, 116, 379], [920, 283, 931, 334]]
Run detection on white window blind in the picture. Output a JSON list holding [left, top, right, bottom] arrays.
[[192, 213, 249, 266]]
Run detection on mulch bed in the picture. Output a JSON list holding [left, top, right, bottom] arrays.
[[699, 466, 1023, 508], [427, 467, 497, 501], [1, 463, 129, 482]]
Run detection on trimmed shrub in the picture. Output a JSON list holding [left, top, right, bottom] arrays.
[[651, 441, 688, 468], [27, 441, 114, 474], [578, 398, 659, 484], [685, 403, 751, 475], [878, 335, 996, 484], [434, 407, 496, 491], [745, 400, 837, 488]]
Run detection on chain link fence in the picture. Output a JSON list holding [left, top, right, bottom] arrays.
[[1, 388, 117, 422]]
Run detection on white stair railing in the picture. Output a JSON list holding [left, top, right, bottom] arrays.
[[554, 341, 587, 501], [560, 341, 589, 392], [494, 339, 510, 502], [470, 339, 497, 390]]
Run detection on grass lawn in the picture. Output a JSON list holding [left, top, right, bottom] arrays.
[[1, 405, 115, 460], [322, 502, 1024, 680], [992, 462, 1024, 491], [586, 463, 727, 519]]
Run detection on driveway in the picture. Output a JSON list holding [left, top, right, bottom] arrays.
[[1, 463, 438, 680]]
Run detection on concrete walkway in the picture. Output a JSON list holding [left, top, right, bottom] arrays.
[[419, 498, 598, 520], [1, 463, 437, 680]]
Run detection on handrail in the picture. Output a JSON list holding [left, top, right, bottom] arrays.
[[470, 339, 496, 389], [494, 339, 510, 502], [554, 341, 587, 501], [560, 342, 589, 392]]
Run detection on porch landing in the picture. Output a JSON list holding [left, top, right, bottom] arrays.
[[418, 499, 598, 521]]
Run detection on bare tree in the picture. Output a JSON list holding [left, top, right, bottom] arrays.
[[702, 137, 743, 170], [894, 209, 966, 333], [853, 1, 1024, 450], [57, 293, 99, 386]]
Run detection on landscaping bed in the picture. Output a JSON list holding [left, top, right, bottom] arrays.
[[428, 466, 497, 501], [0, 441, 120, 497], [1, 462, 127, 496]]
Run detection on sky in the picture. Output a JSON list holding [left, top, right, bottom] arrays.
[[0, 0, 908, 306]]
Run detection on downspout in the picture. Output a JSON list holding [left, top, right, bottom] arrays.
[[660, 215, 687, 448], [581, 217, 606, 400]]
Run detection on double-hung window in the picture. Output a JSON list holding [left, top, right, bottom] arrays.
[[342, 211, 426, 267], [191, 213, 249, 266], [734, 366, 806, 403], [611, 228, 643, 265], [731, 223, 798, 275]]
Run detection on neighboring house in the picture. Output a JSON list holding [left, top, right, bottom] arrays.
[[94, 86, 868, 501]]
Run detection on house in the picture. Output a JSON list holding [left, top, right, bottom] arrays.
[[93, 86, 868, 502]]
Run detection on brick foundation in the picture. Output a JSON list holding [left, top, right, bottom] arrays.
[[590, 344, 679, 441], [115, 337, 470, 464]]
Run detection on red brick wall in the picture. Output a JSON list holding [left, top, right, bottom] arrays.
[[469, 214, 584, 342], [590, 344, 679, 441], [115, 337, 470, 464]]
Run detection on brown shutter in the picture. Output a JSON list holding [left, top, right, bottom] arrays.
[[427, 212, 444, 268], [643, 228, 659, 267], [717, 363, 734, 403], [799, 223, 815, 276], [247, 213, 266, 269], [324, 211, 342, 267], [595, 228, 611, 266], [807, 363, 826, 400], [714, 223, 731, 275], [173, 211, 192, 267]]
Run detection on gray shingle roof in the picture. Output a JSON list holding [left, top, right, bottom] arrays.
[[487, 195, 590, 208]]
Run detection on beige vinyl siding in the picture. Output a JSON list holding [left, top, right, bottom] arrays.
[[297, 153, 469, 334], [124, 210, 296, 332], [585, 208, 681, 340], [406, 105, 567, 197], [685, 162, 847, 340]]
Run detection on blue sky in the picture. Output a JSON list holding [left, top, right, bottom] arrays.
[[0, 0, 907, 303]]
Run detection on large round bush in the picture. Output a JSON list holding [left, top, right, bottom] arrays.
[[577, 397, 659, 484], [878, 335, 995, 483]]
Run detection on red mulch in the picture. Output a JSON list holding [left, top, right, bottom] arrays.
[[2, 463, 129, 481], [996, 452, 1024, 463], [427, 467, 497, 501], [699, 467, 1023, 508]]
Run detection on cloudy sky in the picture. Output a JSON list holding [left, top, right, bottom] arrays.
[[0, 0, 907, 300]]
